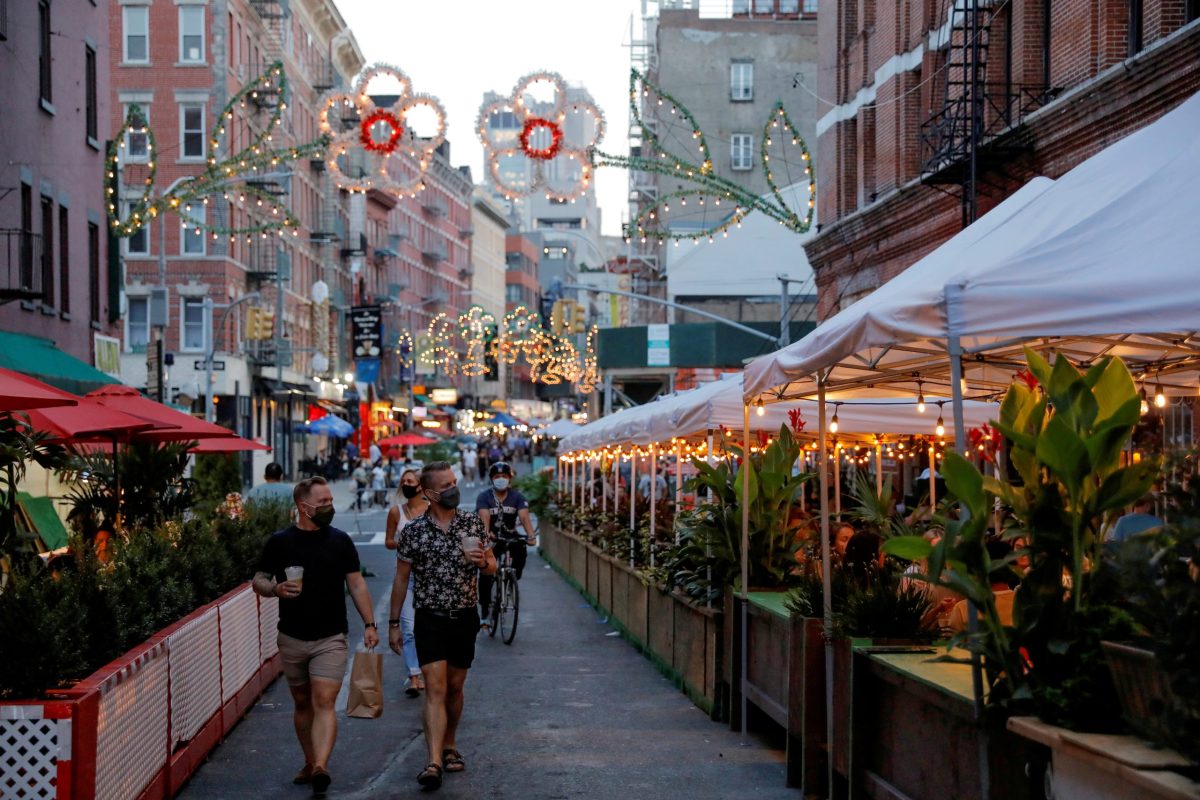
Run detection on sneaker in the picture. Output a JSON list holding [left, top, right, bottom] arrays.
[[479, 620, 490, 632]]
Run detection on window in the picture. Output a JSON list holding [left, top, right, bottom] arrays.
[[803, 0, 818, 12], [179, 6, 204, 63], [733, 0, 750, 12], [753, 0, 774, 12], [181, 298, 207, 352], [124, 104, 150, 161], [0, 0, 8, 41], [59, 207, 69, 313], [181, 105, 205, 159], [88, 222, 100, 323], [123, 6, 149, 63], [125, 203, 149, 255], [20, 185, 33, 291], [1189, 0, 1200, 23], [126, 296, 149, 352], [38, 1, 51, 105], [731, 61, 754, 102], [85, 46, 98, 142], [731, 133, 753, 170], [40, 197, 54, 306], [779, 0, 800, 12], [1128, 0, 1144, 56], [182, 205, 205, 255]]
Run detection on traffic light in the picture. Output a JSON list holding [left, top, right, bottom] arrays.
[[549, 299, 567, 335], [246, 305, 275, 340], [571, 300, 586, 333]]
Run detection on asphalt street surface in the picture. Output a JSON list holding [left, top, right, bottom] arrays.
[[177, 478, 793, 799]]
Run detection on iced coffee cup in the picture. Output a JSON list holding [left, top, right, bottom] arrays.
[[285, 566, 304, 594], [461, 535, 481, 565]]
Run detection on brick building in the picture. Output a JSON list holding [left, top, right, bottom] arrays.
[[0, 0, 122, 389], [109, 0, 364, 477], [504, 233, 542, 400], [810, 0, 1200, 317]]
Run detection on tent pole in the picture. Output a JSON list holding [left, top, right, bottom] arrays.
[[705, 429, 713, 608], [928, 444, 937, 508], [613, 448, 620, 520], [674, 440, 683, 543], [629, 449, 637, 567], [601, 452, 607, 514], [948, 282, 990, 800], [833, 446, 841, 519], [818, 381, 833, 799], [876, 441, 883, 496], [740, 402, 751, 741], [649, 445, 657, 568]]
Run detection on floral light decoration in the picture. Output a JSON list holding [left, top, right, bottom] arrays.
[[424, 312, 460, 376], [457, 306, 496, 377], [589, 69, 815, 243], [319, 63, 447, 197], [477, 71, 606, 203], [107, 62, 320, 240]]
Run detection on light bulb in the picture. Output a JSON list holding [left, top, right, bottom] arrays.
[[935, 416, 946, 437], [755, 399, 765, 417], [1154, 384, 1166, 408], [1140, 389, 1149, 415], [916, 383, 926, 413], [829, 412, 839, 434]]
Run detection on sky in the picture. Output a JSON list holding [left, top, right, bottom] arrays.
[[336, 0, 646, 237]]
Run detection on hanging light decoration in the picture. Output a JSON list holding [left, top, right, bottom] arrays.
[[935, 402, 946, 437], [916, 379, 926, 414], [1154, 382, 1167, 408], [829, 404, 840, 434], [755, 398, 765, 417]]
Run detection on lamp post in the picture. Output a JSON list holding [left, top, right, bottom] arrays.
[[204, 292, 260, 423]]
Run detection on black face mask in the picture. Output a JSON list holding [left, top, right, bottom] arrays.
[[308, 503, 335, 527], [401, 484, 420, 499], [431, 486, 460, 509]]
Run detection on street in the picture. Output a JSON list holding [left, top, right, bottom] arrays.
[[176, 480, 793, 799]]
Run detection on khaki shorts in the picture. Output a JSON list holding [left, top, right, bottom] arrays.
[[278, 632, 348, 687]]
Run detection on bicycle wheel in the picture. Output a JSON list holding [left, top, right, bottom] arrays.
[[500, 571, 519, 645], [488, 574, 501, 638]]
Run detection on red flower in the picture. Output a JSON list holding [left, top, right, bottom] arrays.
[[968, 423, 1000, 463], [787, 407, 807, 435], [519, 118, 563, 161], [359, 109, 404, 154], [1015, 369, 1038, 390], [756, 430, 769, 449]]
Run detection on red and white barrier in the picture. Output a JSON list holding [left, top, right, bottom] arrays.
[[0, 584, 283, 800]]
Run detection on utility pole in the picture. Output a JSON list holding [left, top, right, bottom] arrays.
[[776, 274, 806, 348]]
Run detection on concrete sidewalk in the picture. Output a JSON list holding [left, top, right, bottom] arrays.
[[177, 542, 793, 799]]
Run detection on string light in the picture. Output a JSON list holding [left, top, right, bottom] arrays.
[[755, 398, 765, 417], [916, 380, 926, 413], [935, 403, 946, 437], [1154, 382, 1166, 408], [1140, 387, 1150, 415], [829, 404, 840, 434]]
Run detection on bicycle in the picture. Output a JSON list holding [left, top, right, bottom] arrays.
[[487, 532, 527, 645]]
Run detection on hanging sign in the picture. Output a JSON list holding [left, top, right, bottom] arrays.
[[647, 324, 671, 366], [350, 305, 383, 359]]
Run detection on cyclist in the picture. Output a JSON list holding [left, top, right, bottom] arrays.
[[475, 462, 536, 630]]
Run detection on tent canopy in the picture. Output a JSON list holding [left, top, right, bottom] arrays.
[[0, 333, 122, 396], [744, 90, 1200, 403]]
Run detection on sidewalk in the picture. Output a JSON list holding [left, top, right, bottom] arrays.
[[177, 542, 793, 799]]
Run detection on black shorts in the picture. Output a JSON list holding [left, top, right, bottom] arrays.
[[414, 608, 480, 670]]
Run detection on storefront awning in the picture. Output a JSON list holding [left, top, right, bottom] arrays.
[[0, 331, 121, 396]]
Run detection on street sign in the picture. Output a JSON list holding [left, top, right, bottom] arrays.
[[647, 324, 670, 366], [195, 360, 226, 371]]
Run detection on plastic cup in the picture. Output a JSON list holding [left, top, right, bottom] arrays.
[[285, 566, 304, 593], [461, 536, 481, 565]]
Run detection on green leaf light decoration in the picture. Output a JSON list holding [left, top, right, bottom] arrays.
[[106, 61, 329, 241], [590, 69, 815, 242]]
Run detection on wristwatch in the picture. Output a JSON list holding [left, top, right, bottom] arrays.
[[388, 618, 401, 628], [364, 622, 377, 629]]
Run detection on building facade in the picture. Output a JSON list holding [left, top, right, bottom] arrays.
[[0, 0, 121, 379], [810, 0, 1200, 317], [504, 233, 541, 400], [109, 0, 365, 476], [632, 3, 820, 326]]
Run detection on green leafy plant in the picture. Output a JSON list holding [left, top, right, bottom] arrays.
[[885, 350, 1155, 728], [63, 441, 197, 532], [191, 452, 244, 515], [681, 424, 812, 591], [514, 469, 555, 519]]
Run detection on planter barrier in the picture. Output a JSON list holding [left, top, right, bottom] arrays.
[[0, 584, 283, 800], [539, 523, 724, 718]]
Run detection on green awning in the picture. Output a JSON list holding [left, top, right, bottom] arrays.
[[0, 331, 121, 396], [17, 492, 69, 550]]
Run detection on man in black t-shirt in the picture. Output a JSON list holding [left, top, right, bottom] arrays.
[[253, 476, 378, 796], [475, 462, 536, 625]]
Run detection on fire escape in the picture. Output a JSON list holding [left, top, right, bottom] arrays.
[[919, 0, 1047, 227]]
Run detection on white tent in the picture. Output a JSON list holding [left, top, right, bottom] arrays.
[[744, 89, 1200, 404], [538, 419, 584, 439]]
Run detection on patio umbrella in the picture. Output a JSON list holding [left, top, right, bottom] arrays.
[[486, 412, 524, 427], [189, 435, 270, 453], [0, 367, 80, 412], [86, 385, 236, 442], [22, 401, 161, 442], [300, 414, 355, 438], [376, 432, 437, 449]]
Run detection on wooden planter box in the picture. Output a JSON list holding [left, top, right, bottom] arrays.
[[1009, 716, 1200, 800], [539, 523, 724, 717], [852, 646, 1031, 800]]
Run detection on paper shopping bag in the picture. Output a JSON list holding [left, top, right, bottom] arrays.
[[344, 650, 384, 719]]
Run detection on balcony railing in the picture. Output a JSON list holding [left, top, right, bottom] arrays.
[[0, 229, 43, 304]]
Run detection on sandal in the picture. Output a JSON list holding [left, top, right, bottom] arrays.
[[405, 676, 421, 698], [292, 764, 313, 785], [442, 749, 465, 772], [417, 762, 443, 789]]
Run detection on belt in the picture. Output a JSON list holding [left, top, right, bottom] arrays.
[[417, 607, 476, 619]]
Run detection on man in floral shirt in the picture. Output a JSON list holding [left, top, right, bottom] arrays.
[[388, 461, 496, 790]]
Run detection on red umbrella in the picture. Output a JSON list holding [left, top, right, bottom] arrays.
[[189, 435, 271, 453], [86, 385, 237, 442], [23, 401, 161, 442], [0, 367, 79, 412], [376, 432, 437, 448]]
